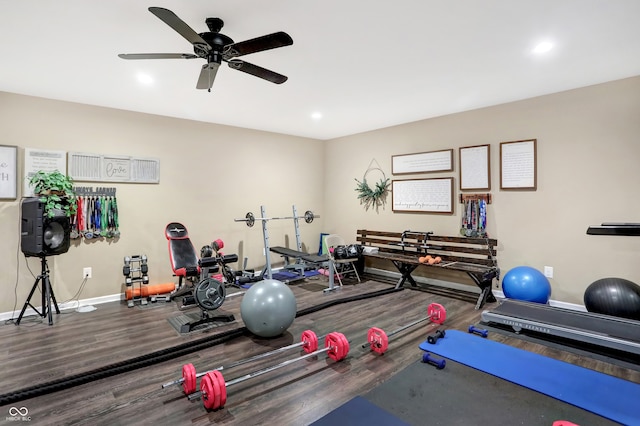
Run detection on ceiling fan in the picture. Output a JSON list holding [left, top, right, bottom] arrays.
[[118, 7, 293, 91]]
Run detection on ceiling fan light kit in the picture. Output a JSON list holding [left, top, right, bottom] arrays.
[[118, 7, 293, 91]]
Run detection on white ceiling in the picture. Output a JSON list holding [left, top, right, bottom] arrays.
[[1, 1, 639, 140]]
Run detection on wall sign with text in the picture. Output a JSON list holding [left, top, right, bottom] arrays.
[[68, 152, 160, 183], [500, 139, 537, 190], [0, 145, 18, 200]]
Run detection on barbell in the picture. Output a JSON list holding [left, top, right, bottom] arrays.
[[190, 331, 350, 410], [234, 210, 319, 228], [162, 330, 321, 395], [362, 303, 446, 355]]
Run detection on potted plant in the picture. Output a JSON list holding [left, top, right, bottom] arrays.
[[28, 170, 77, 218]]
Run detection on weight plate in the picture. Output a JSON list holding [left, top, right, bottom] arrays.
[[301, 330, 318, 353], [325, 333, 338, 361], [427, 303, 447, 324], [338, 332, 350, 360], [212, 370, 227, 410], [201, 372, 216, 410], [194, 278, 226, 311], [367, 327, 388, 355], [245, 212, 255, 227], [200, 245, 213, 258], [182, 363, 197, 395], [304, 210, 314, 224]]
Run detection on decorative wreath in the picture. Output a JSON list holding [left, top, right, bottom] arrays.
[[354, 160, 390, 211]]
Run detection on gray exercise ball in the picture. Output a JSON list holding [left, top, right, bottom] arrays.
[[240, 279, 297, 338]]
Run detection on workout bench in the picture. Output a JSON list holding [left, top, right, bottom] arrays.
[[269, 246, 328, 277], [356, 229, 499, 309]]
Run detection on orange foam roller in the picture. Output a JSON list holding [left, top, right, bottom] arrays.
[[125, 283, 176, 300]]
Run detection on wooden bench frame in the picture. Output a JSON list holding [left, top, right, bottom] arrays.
[[356, 229, 499, 309]]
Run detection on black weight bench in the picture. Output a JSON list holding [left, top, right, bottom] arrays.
[[270, 246, 328, 276]]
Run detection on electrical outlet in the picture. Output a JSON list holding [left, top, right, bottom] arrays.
[[544, 266, 553, 279], [83, 267, 92, 279]]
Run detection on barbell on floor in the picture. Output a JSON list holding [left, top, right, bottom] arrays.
[[190, 331, 350, 411], [234, 210, 319, 227], [162, 330, 321, 395], [362, 303, 446, 355]]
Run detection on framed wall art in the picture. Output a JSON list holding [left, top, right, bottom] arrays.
[[459, 144, 490, 190], [500, 139, 537, 190], [392, 177, 454, 214], [0, 145, 18, 200], [392, 149, 453, 175]]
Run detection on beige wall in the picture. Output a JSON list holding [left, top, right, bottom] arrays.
[[1, 75, 639, 312], [323, 76, 640, 304], [0, 92, 324, 313]]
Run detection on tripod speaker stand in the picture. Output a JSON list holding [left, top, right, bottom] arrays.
[[16, 256, 60, 326]]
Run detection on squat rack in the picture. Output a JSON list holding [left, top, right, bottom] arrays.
[[235, 205, 324, 280]]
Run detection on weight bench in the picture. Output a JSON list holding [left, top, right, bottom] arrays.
[[165, 222, 201, 301], [269, 246, 328, 277]]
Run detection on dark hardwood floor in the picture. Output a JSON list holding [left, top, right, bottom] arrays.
[[1, 275, 639, 425]]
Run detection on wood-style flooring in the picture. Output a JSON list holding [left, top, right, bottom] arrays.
[[1, 275, 639, 425]]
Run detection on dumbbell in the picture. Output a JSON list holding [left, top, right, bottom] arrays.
[[190, 332, 350, 410], [427, 329, 446, 344], [468, 324, 488, 338], [362, 303, 446, 355], [422, 352, 446, 369], [162, 330, 321, 395]]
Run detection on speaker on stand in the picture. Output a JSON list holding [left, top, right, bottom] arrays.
[[17, 198, 71, 326]]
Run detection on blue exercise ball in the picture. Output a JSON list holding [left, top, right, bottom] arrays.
[[584, 277, 640, 320], [502, 266, 551, 304], [240, 279, 297, 338]]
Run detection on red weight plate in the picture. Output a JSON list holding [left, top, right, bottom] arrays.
[[208, 370, 225, 411], [301, 330, 319, 353], [325, 332, 340, 361], [200, 372, 216, 410], [214, 370, 227, 409], [367, 327, 389, 355], [428, 303, 447, 324], [338, 332, 350, 360], [182, 363, 197, 395]]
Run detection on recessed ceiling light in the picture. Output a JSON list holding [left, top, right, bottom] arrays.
[[311, 112, 322, 120], [532, 41, 553, 54], [137, 73, 154, 85]]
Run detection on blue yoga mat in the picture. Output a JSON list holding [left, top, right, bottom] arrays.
[[419, 330, 640, 425]]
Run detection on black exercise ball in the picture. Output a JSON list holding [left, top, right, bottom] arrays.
[[584, 277, 640, 320]]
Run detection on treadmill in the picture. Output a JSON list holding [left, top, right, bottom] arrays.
[[482, 221, 640, 356], [482, 299, 640, 355]]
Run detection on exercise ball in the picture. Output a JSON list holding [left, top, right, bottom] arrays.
[[502, 266, 551, 304], [584, 277, 640, 320], [240, 279, 297, 338]]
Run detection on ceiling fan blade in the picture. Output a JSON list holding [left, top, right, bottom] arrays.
[[148, 7, 212, 50], [227, 59, 288, 84], [196, 63, 221, 90], [223, 32, 293, 59], [118, 53, 199, 60]]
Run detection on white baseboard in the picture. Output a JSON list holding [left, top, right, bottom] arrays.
[[0, 293, 123, 322], [365, 267, 587, 312]]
